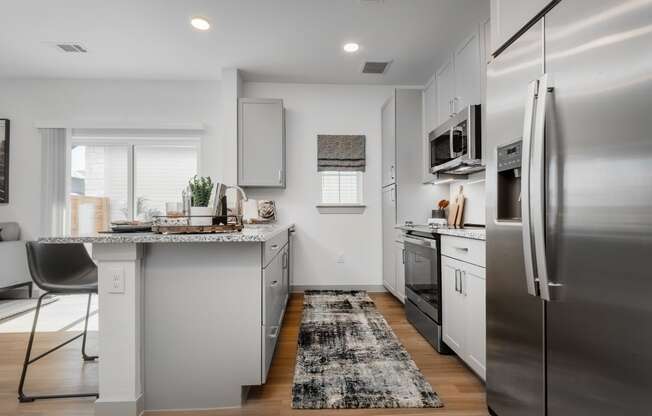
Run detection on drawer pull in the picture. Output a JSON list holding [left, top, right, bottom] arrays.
[[270, 244, 279, 250], [454, 246, 469, 252], [268, 326, 280, 339], [270, 280, 279, 287]]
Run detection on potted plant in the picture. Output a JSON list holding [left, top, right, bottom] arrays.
[[188, 175, 214, 226]]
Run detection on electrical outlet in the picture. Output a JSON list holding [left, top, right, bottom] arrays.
[[336, 254, 345, 264], [108, 267, 125, 294]]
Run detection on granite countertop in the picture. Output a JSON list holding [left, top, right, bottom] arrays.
[[396, 224, 486, 241], [39, 224, 295, 244]]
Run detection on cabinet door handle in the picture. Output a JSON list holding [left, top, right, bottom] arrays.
[[402, 248, 406, 264], [270, 280, 279, 287], [278, 169, 283, 184], [454, 269, 460, 293], [282, 252, 288, 269], [461, 270, 467, 296], [268, 326, 280, 339]]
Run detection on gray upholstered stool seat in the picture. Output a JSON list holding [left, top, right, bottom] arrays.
[[25, 242, 98, 294]]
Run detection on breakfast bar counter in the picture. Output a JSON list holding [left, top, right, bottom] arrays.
[[40, 224, 294, 416]]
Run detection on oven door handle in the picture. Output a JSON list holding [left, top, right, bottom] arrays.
[[404, 236, 433, 247]]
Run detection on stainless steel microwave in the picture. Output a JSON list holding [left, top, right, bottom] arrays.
[[429, 104, 483, 175]]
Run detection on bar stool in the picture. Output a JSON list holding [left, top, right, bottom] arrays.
[[18, 242, 99, 402]]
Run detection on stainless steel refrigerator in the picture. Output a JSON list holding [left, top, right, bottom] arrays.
[[486, 1, 652, 415]]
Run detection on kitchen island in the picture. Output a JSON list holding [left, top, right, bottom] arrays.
[[40, 224, 294, 416]]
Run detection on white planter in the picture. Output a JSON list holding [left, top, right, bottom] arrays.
[[190, 206, 213, 226]]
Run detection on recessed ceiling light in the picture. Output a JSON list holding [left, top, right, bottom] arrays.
[[191, 17, 210, 31], [343, 42, 360, 53]]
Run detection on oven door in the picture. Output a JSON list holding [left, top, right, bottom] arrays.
[[404, 238, 440, 323]]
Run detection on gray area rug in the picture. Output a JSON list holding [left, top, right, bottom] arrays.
[[292, 290, 443, 409], [0, 296, 58, 322]]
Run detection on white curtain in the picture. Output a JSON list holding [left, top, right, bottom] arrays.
[[39, 128, 70, 237]]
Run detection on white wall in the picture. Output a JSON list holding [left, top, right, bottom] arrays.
[[0, 79, 221, 240], [243, 82, 397, 288]]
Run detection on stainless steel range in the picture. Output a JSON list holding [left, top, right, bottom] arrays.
[[402, 226, 450, 354]]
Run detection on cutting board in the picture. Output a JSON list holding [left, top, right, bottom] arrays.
[[448, 201, 458, 225], [449, 186, 465, 226], [455, 193, 465, 226]]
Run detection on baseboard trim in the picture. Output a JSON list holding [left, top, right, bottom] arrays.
[[291, 284, 387, 293], [95, 394, 144, 416]]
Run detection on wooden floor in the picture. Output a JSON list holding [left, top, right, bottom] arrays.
[[0, 293, 487, 416]]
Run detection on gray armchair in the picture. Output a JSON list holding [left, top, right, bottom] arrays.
[[0, 222, 32, 297]]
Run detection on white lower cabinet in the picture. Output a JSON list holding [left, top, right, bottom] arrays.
[[442, 257, 466, 352], [441, 244, 486, 380], [464, 263, 486, 379], [261, 242, 289, 383], [394, 240, 405, 302]]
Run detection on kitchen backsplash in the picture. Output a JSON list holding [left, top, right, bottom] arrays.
[[448, 172, 486, 225]]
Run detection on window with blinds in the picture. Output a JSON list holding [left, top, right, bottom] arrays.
[[320, 171, 363, 204]]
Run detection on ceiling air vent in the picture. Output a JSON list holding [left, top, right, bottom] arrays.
[[362, 61, 391, 74], [55, 43, 87, 53]]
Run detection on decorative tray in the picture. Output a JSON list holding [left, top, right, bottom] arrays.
[[151, 215, 243, 234], [152, 224, 244, 234]]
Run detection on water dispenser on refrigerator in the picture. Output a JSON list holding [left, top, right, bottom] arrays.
[[496, 140, 523, 221]]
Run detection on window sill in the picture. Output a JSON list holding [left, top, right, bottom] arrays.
[[316, 204, 366, 214]]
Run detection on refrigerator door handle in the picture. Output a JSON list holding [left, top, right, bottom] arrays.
[[521, 79, 540, 297], [531, 73, 561, 301]]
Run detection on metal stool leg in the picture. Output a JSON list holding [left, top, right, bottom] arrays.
[[82, 293, 98, 361], [17, 292, 99, 403]]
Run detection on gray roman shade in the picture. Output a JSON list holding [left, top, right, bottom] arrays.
[[317, 135, 366, 172]]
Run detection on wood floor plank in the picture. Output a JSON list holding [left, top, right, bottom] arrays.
[[0, 293, 487, 415]]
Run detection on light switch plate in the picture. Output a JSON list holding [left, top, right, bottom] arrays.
[[108, 266, 125, 294]]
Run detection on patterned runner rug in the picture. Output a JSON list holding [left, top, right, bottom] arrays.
[[292, 290, 443, 409]]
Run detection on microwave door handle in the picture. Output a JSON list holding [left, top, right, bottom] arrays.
[[449, 129, 454, 158], [521, 79, 539, 298], [531, 74, 560, 301]]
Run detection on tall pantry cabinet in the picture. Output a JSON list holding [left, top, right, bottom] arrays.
[[381, 89, 423, 302]]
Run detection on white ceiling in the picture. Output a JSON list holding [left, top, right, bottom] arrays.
[[0, 0, 489, 85]]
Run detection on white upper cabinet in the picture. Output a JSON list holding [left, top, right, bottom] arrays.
[[423, 79, 438, 134], [381, 95, 396, 187], [454, 32, 481, 113], [435, 30, 482, 125], [436, 57, 455, 124], [238, 98, 285, 188], [490, 0, 550, 55], [422, 80, 437, 183]]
